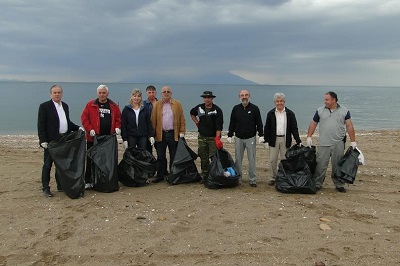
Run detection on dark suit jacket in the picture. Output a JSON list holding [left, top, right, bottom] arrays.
[[264, 107, 301, 148], [38, 100, 79, 144]]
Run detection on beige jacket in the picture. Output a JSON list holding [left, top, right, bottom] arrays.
[[151, 99, 186, 142]]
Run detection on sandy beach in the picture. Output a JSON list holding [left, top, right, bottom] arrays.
[[0, 130, 399, 265]]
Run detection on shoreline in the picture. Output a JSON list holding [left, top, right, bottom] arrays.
[[0, 129, 397, 149]]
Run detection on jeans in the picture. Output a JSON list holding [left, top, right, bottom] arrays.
[[128, 136, 147, 150]]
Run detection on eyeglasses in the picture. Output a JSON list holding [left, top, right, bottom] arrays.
[[162, 91, 171, 93]]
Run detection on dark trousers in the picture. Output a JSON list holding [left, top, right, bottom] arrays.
[[128, 136, 147, 150], [41, 149, 61, 191], [156, 131, 177, 178], [84, 141, 94, 183]]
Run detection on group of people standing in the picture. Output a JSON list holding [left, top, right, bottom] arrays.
[[38, 84, 357, 197]]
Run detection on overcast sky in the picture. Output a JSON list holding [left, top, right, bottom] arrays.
[[1, 0, 400, 86]]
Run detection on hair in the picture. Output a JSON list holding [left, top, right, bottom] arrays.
[[97, 84, 108, 92], [129, 89, 143, 107], [146, 85, 156, 91], [274, 92, 285, 101], [50, 84, 62, 93], [326, 91, 338, 102]]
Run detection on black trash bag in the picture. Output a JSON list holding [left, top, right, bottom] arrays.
[[48, 130, 86, 199], [87, 134, 119, 192], [205, 148, 240, 189], [118, 147, 157, 187], [285, 144, 317, 175], [276, 144, 317, 194], [334, 146, 360, 184], [167, 137, 201, 185]]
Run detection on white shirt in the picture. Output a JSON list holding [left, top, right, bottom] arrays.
[[133, 108, 140, 127], [53, 101, 68, 134], [275, 107, 286, 136]]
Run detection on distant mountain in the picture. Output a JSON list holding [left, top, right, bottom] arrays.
[[119, 72, 259, 85]]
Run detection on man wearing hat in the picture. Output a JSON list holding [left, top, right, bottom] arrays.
[[190, 91, 224, 183]]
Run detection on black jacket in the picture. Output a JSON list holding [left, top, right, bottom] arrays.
[[264, 107, 301, 148], [190, 103, 223, 137], [228, 102, 263, 139], [121, 105, 154, 141], [37, 100, 79, 144]]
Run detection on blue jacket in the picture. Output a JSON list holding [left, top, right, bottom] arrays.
[[121, 105, 154, 141]]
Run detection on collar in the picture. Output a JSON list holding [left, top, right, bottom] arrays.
[[52, 100, 62, 106], [275, 107, 286, 113]]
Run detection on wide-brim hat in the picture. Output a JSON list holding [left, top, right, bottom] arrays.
[[201, 91, 216, 98]]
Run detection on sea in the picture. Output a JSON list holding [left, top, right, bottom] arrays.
[[0, 81, 398, 135]]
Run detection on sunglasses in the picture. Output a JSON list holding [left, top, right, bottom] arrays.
[[162, 91, 171, 93]]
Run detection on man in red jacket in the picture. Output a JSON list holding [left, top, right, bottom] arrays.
[[81, 84, 121, 189]]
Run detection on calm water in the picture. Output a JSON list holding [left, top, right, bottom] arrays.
[[1, 81, 398, 134]]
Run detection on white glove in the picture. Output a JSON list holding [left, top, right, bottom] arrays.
[[122, 141, 128, 149], [41, 142, 48, 149], [179, 133, 185, 138], [350, 142, 357, 148], [149, 137, 155, 146], [115, 128, 121, 135], [258, 136, 265, 144], [90, 129, 96, 137], [79, 127, 85, 131], [306, 137, 312, 147], [263, 142, 269, 149], [227, 137, 232, 143]]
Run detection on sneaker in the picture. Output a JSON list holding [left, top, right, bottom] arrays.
[[250, 183, 257, 187], [43, 189, 53, 197], [336, 187, 346, 193], [85, 183, 93, 190], [267, 179, 275, 186]]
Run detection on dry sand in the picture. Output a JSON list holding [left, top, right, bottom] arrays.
[[0, 130, 399, 266]]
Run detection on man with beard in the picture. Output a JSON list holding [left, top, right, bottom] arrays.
[[227, 90, 264, 187]]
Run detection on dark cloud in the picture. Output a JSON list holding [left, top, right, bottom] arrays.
[[1, 0, 400, 85]]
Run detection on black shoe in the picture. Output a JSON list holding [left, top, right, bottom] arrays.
[[336, 187, 346, 193], [267, 180, 275, 186], [152, 176, 164, 183], [250, 183, 257, 187], [43, 189, 53, 197]]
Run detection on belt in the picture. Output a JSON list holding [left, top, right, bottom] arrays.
[[163, 130, 174, 133], [276, 135, 285, 137]]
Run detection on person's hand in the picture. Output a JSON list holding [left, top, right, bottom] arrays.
[[227, 137, 232, 143], [122, 141, 128, 149], [263, 142, 269, 149], [306, 137, 312, 147], [195, 121, 199, 127], [90, 129, 96, 137], [179, 133, 185, 138], [149, 137, 155, 146], [115, 128, 121, 135], [350, 142, 357, 148], [258, 136, 265, 144], [214, 136, 223, 150], [41, 142, 48, 149], [79, 127, 85, 132]]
